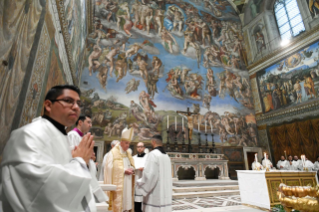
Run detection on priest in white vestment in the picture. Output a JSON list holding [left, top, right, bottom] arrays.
[[262, 154, 273, 169], [292, 155, 302, 170], [303, 157, 315, 171], [1, 85, 97, 211], [137, 135, 172, 212], [133, 142, 148, 212], [68, 115, 108, 203], [286, 155, 295, 170], [105, 128, 135, 212], [314, 156, 319, 171], [251, 158, 263, 170], [277, 156, 289, 170], [98, 140, 119, 181]]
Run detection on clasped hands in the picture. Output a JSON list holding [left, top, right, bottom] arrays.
[[72, 133, 95, 165]]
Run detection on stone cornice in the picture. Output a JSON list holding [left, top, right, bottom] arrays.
[[248, 26, 319, 75]]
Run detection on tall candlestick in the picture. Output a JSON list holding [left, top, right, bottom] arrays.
[[175, 116, 177, 131], [264, 152, 267, 168], [167, 115, 169, 130], [205, 121, 207, 133], [182, 118, 184, 131], [284, 150, 287, 159], [210, 121, 213, 133], [255, 153, 258, 162]]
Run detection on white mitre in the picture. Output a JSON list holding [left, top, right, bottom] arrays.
[[121, 127, 134, 142]]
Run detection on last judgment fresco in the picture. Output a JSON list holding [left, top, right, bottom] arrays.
[[80, 0, 258, 147]]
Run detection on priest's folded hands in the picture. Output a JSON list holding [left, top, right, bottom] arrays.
[[72, 133, 95, 164]]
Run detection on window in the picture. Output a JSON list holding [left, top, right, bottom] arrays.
[[274, 0, 305, 40]]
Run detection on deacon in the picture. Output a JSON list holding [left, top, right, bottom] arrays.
[[251, 158, 263, 170], [99, 140, 120, 181], [133, 142, 148, 212], [314, 156, 319, 171], [292, 155, 302, 170], [1, 85, 97, 211], [105, 128, 135, 212], [276, 155, 289, 170], [68, 115, 108, 203], [136, 135, 172, 212], [262, 154, 273, 169]]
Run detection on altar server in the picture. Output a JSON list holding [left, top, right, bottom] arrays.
[[99, 140, 119, 181], [303, 157, 315, 171], [287, 155, 295, 170], [105, 128, 135, 212], [1, 85, 97, 211], [133, 142, 148, 212], [68, 115, 108, 203], [314, 156, 319, 171], [292, 155, 302, 170], [277, 155, 289, 170], [262, 154, 273, 169], [137, 135, 172, 212], [252, 158, 263, 170]]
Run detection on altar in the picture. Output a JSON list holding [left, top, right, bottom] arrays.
[[237, 170, 318, 210], [168, 152, 230, 181]]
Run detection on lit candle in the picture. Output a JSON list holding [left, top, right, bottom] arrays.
[[210, 121, 213, 133], [167, 115, 169, 130], [264, 152, 267, 168], [284, 150, 287, 159], [182, 118, 184, 131], [205, 121, 207, 133], [255, 153, 258, 163], [175, 116, 177, 131]]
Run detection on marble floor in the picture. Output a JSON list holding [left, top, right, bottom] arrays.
[[172, 195, 266, 212]]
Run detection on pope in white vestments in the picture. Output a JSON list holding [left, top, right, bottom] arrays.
[[98, 140, 119, 181], [105, 128, 135, 212], [1, 116, 96, 212], [68, 126, 108, 204], [137, 135, 172, 212]]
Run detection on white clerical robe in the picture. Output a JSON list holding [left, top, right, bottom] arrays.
[[262, 159, 273, 169], [276, 160, 289, 170], [133, 154, 147, 202], [292, 160, 302, 170], [314, 161, 319, 171], [67, 130, 108, 203], [287, 161, 295, 170], [1, 117, 95, 212], [98, 152, 109, 181], [137, 149, 172, 212], [105, 144, 133, 211], [251, 161, 263, 170], [303, 160, 314, 171]]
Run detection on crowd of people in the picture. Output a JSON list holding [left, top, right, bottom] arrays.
[[252, 154, 319, 173], [0, 85, 172, 212]]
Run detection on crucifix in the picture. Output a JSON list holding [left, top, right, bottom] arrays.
[[176, 107, 196, 153]]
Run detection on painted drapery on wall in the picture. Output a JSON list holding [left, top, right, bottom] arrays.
[[64, 0, 87, 83], [81, 0, 258, 147], [257, 41, 319, 113], [0, 0, 43, 154]]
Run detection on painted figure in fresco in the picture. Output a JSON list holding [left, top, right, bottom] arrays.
[[97, 65, 108, 90], [152, 56, 162, 76], [250, 0, 263, 18], [183, 27, 201, 68], [104, 123, 112, 135], [154, 9, 165, 35], [210, 20, 222, 39], [304, 75, 317, 98], [104, 47, 120, 77], [136, 55, 149, 82], [204, 45, 221, 66], [88, 43, 102, 76], [132, 0, 141, 27], [115, 53, 128, 82], [140, 4, 153, 35], [248, 124, 258, 146], [139, 91, 156, 121], [108, 121, 125, 137], [195, 19, 211, 46], [168, 6, 184, 33], [181, 68, 191, 83], [294, 80, 302, 103], [218, 125, 227, 143], [116, 2, 130, 31], [100, 0, 116, 22], [125, 43, 142, 58], [171, 76, 183, 97], [161, 28, 177, 53], [147, 73, 159, 99], [233, 37, 247, 67], [129, 100, 147, 122], [272, 84, 282, 109], [202, 93, 212, 110], [206, 68, 215, 86], [125, 78, 140, 94], [309, 0, 319, 17], [255, 31, 266, 53]]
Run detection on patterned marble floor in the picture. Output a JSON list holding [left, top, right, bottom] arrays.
[[172, 195, 242, 211]]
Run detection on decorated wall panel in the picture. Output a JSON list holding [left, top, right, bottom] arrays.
[[81, 0, 260, 149], [256, 40, 319, 114]]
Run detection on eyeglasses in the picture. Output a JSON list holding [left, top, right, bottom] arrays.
[[51, 98, 82, 107], [137, 146, 145, 148]]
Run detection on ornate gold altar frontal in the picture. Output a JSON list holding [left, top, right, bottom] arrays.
[[265, 171, 317, 206]]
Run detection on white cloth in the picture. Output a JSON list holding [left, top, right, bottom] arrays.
[[262, 159, 273, 168], [133, 154, 147, 202], [137, 149, 172, 212], [292, 160, 302, 170], [276, 160, 289, 170], [105, 144, 133, 211], [1, 117, 95, 212], [314, 161, 319, 171], [251, 161, 263, 170], [303, 160, 314, 171], [67, 130, 108, 203], [98, 152, 109, 181], [286, 161, 295, 170]]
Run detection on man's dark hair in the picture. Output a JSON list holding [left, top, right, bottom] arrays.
[[45, 85, 81, 101], [43, 85, 81, 113], [76, 115, 91, 126]]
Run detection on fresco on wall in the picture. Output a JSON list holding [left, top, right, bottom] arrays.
[[80, 0, 258, 147], [252, 24, 266, 54], [257, 41, 319, 113], [307, 0, 319, 18], [244, 0, 264, 24], [64, 0, 87, 82]]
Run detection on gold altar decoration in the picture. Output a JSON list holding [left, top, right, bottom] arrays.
[[278, 183, 319, 212], [265, 172, 317, 206]]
